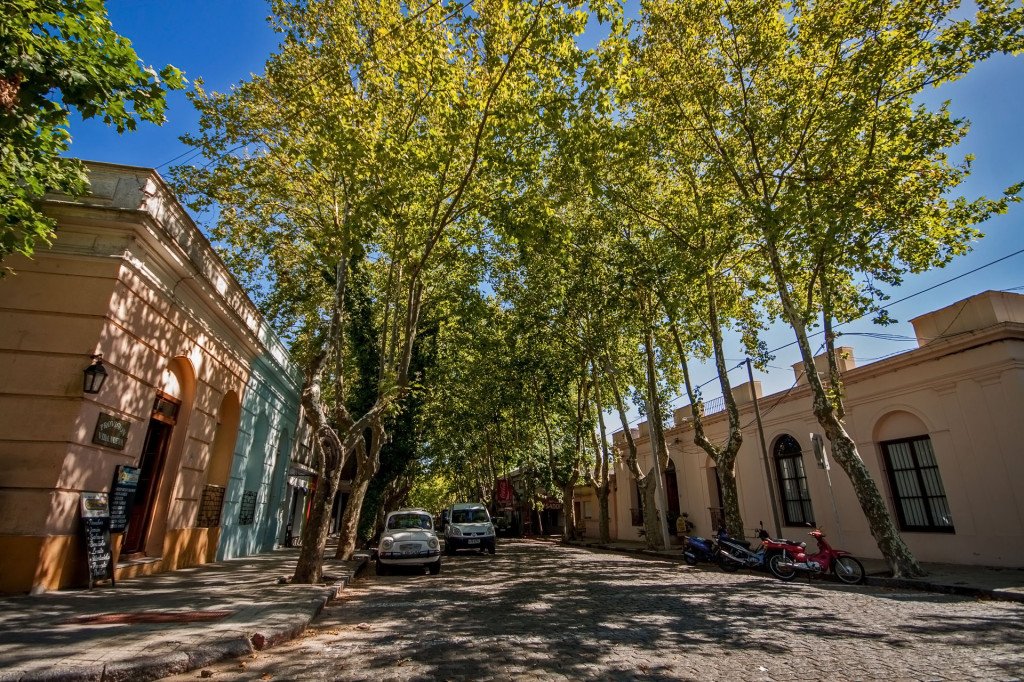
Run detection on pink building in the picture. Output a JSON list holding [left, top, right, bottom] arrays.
[[0, 162, 303, 594], [590, 290, 1024, 567]]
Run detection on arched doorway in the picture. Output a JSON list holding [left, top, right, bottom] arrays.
[[121, 359, 193, 557], [121, 393, 179, 556]]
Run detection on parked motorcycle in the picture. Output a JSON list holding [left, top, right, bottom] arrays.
[[715, 527, 773, 573], [764, 528, 865, 585], [682, 533, 718, 566]]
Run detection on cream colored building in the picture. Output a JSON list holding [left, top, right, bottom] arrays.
[[0, 162, 303, 594], [588, 290, 1024, 567]]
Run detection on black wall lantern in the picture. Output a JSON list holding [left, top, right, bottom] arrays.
[[83, 354, 108, 395]]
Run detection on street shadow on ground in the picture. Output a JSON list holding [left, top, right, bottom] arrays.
[[0, 548, 354, 673], [210, 540, 1024, 681]]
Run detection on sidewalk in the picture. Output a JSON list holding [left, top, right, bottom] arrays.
[[563, 537, 1024, 603], [0, 546, 368, 682]]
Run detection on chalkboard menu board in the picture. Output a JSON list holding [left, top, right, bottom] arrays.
[[80, 493, 115, 589], [108, 465, 140, 533]]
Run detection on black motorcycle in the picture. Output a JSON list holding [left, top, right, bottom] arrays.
[[714, 525, 775, 573]]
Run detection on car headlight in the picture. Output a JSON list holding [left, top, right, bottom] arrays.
[[381, 537, 394, 550], [449, 526, 462, 537], [428, 537, 439, 549]]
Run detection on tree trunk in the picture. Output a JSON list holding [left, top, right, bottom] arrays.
[[664, 281, 745, 539], [292, 309, 350, 584], [335, 474, 371, 561], [598, 484, 610, 543], [562, 484, 576, 539], [587, 410, 613, 544], [641, 467, 662, 549], [603, 352, 652, 547], [764, 241, 924, 578], [292, 441, 341, 584], [590, 361, 612, 544], [642, 325, 671, 549], [334, 421, 384, 560]]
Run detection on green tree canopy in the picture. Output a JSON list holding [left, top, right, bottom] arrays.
[[0, 0, 183, 269]]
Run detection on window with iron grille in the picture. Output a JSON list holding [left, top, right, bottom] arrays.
[[881, 436, 954, 533], [773, 434, 814, 526], [238, 490, 258, 526], [196, 484, 225, 528]]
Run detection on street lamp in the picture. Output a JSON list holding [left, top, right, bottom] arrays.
[[83, 354, 108, 395]]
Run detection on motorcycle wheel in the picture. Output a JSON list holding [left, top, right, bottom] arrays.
[[833, 556, 865, 585], [717, 553, 741, 573], [767, 553, 798, 581]]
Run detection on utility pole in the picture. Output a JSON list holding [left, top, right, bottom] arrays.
[[747, 358, 782, 538]]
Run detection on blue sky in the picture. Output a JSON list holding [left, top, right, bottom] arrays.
[[64, 1, 1024, 411]]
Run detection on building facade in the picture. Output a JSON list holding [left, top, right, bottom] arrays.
[[0, 162, 303, 593], [584, 290, 1024, 567]]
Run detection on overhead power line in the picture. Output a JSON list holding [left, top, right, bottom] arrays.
[[621, 245, 1024, 429]]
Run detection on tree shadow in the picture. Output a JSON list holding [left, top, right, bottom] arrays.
[[227, 540, 1024, 681]]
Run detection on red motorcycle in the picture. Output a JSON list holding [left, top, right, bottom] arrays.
[[763, 528, 865, 585]]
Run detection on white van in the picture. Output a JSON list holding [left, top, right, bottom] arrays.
[[443, 503, 496, 554]]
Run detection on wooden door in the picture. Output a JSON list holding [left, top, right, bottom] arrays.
[[121, 393, 180, 556]]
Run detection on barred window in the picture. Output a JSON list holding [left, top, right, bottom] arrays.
[[238, 490, 258, 526], [773, 435, 814, 526], [196, 485, 225, 528], [882, 436, 954, 533]]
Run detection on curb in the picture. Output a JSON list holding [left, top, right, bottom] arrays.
[[864, 575, 1024, 603], [562, 538, 1022, 603], [11, 557, 368, 682]]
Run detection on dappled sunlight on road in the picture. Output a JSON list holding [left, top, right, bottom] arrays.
[[160, 540, 1024, 681]]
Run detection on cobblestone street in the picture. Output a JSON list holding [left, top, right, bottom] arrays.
[[163, 540, 1024, 681]]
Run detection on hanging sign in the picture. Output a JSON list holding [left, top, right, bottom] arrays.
[[496, 478, 514, 505], [80, 493, 115, 589], [810, 433, 830, 470], [108, 465, 141, 533]]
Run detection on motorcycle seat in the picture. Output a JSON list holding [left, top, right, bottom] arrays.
[[723, 538, 751, 549]]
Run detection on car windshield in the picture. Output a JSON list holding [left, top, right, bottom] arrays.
[[387, 513, 432, 530], [451, 509, 489, 523]]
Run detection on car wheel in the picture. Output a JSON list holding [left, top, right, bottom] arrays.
[[375, 558, 388, 576], [488, 544, 496, 555], [428, 559, 441, 575]]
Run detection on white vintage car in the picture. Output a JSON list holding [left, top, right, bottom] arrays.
[[376, 509, 442, 575]]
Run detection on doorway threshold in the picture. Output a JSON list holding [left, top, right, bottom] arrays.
[[116, 555, 162, 569]]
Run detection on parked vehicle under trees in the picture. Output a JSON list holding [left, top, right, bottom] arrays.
[[636, 0, 1024, 577]]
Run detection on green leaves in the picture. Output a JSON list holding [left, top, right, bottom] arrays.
[[0, 0, 184, 270], [169, 0, 1022, 513]]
